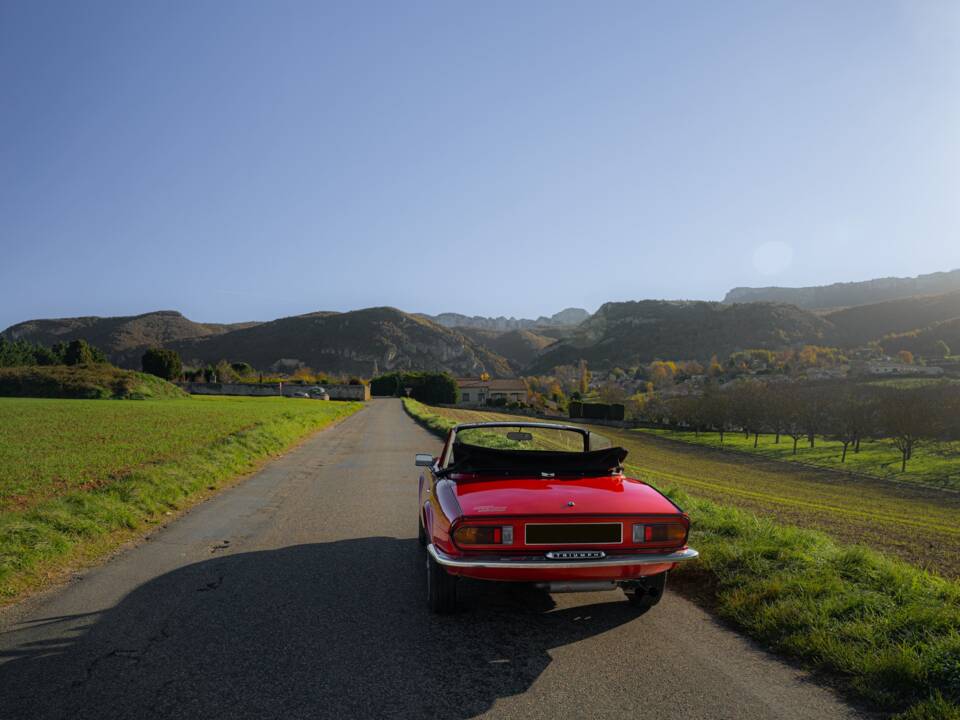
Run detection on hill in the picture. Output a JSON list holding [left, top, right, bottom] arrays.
[[1, 311, 258, 368], [168, 307, 514, 377], [421, 307, 589, 331], [878, 318, 960, 358], [823, 290, 960, 347], [0, 365, 188, 399], [724, 269, 960, 310], [526, 300, 832, 372], [455, 328, 555, 372]]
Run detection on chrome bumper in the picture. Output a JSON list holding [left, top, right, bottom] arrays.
[[427, 544, 698, 570]]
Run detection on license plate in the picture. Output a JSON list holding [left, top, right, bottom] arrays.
[[525, 523, 622, 545]]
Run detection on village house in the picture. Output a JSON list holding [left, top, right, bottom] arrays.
[[456, 377, 528, 405], [865, 361, 944, 377]]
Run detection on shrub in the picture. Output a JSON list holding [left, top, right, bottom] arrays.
[[141, 348, 183, 381], [230, 362, 255, 377], [63, 339, 107, 365], [569, 400, 583, 418], [582, 402, 611, 420], [370, 371, 458, 404]]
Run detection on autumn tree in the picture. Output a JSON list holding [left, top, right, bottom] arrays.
[[898, 350, 914, 365]]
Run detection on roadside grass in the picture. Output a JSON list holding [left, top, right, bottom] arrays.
[[0, 396, 361, 602], [640, 427, 960, 490], [403, 398, 960, 719]]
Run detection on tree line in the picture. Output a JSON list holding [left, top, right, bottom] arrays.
[[637, 380, 960, 472], [0, 337, 107, 367]]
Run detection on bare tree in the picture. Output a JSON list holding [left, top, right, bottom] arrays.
[[878, 387, 935, 472]]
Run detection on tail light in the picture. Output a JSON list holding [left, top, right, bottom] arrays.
[[632, 523, 687, 545], [454, 524, 514, 546]]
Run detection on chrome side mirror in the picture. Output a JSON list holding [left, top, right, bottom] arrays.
[[415, 453, 434, 467]]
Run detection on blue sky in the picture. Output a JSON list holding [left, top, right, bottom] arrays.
[[1, 1, 958, 329]]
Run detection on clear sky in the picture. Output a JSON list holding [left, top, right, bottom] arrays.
[[1, 1, 958, 329]]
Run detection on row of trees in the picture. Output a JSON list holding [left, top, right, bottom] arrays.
[[639, 380, 960, 471], [0, 337, 107, 367]]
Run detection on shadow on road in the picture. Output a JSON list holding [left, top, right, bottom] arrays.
[[0, 538, 643, 719]]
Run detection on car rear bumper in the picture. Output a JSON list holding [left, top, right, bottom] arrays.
[[427, 543, 698, 581]]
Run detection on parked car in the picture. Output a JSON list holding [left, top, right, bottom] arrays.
[[416, 422, 698, 613], [307, 386, 330, 400]]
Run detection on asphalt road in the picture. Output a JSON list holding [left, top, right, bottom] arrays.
[[0, 399, 868, 720]]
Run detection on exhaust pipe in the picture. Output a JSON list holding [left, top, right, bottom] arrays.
[[535, 581, 618, 593]]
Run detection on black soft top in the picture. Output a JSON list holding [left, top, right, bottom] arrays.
[[445, 441, 628, 477]]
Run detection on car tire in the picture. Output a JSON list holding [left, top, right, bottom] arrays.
[[625, 572, 667, 614], [418, 514, 427, 546], [426, 552, 457, 614]]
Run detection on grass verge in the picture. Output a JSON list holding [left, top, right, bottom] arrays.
[[402, 398, 960, 719], [0, 397, 362, 603]]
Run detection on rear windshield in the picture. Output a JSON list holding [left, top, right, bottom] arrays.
[[456, 426, 589, 452]]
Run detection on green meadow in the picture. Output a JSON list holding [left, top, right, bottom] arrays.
[[0, 396, 361, 602]]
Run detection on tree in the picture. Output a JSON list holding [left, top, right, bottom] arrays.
[[230, 361, 256, 378], [823, 385, 877, 463], [775, 386, 806, 455], [898, 350, 914, 365], [728, 381, 765, 446], [578, 360, 590, 395], [701, 385, 732, 444], [878, 387, 936, 472], [63, 339, 105, 366], [935, 340, 951, 359], [797, 384, 829, 448], [141, 348, 182, 380]]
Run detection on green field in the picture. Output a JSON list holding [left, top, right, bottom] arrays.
[[403, 399, 960, 719], [640, 427, 960, 490], [0, 396, 361, 601]]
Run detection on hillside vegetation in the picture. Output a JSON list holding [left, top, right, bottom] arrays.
[[168, 307, 514, 378], [824, 290, 960, 346], [0, 365, 187, 399], [1, 310, 258, 368], [0, 396, 361, 602], [403, 399, 960, 719], [456, 327, 555, 371], [528, 300, 832, 372]]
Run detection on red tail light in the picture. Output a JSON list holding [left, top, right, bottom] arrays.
[[454, 525, 514, 546]]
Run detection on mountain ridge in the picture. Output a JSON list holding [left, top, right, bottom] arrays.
[[724, 269, 960, 310]]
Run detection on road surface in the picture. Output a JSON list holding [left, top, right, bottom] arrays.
[[0, 399, 866, 719]]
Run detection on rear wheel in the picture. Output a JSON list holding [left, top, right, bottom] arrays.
[[426, 552, 458, 614], [624, 572, 667, 614], [418, 514, 427, 546]]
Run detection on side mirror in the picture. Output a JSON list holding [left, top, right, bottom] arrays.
[[415, 453, 434, 467]]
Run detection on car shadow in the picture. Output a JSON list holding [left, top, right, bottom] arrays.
[[0, 537, 643, 719]]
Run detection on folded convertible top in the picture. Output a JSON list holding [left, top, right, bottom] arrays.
[[448, 442, 628, 476]]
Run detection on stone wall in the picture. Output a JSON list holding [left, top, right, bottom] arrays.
[[179, 382, 370, 401]]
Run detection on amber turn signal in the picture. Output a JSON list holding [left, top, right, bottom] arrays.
[[454, 525, 513, 545], [633, 523, 687, 544]]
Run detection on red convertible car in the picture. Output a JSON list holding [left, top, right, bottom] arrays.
[[416, 421, 698, 613]]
